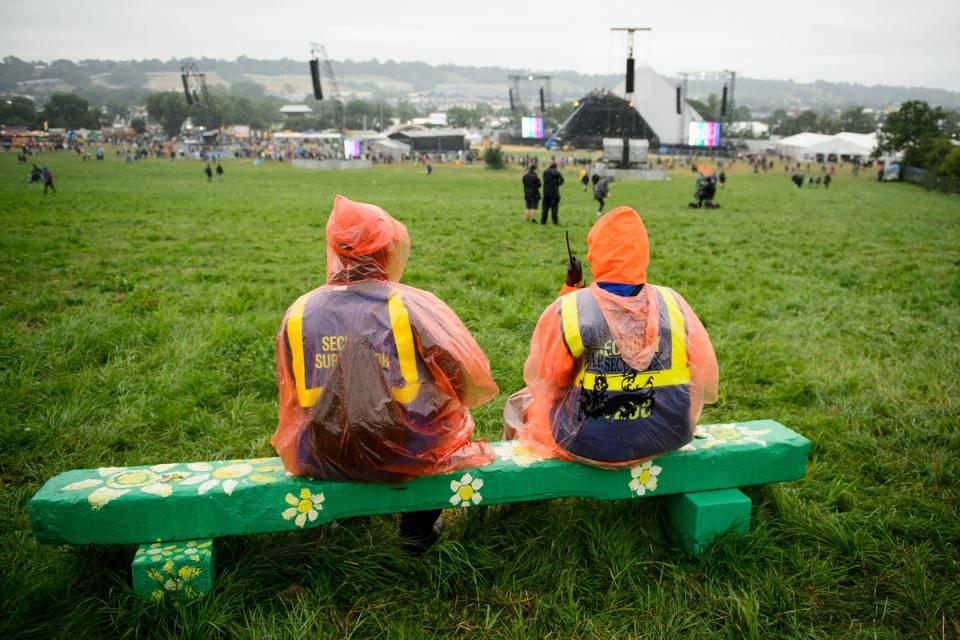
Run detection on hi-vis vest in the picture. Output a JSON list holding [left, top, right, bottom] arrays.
[[552, 285, 693, 462], [284, 282, 435, 419]]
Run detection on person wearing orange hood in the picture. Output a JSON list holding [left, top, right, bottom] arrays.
[[273, 195, 499, 542], [504, 206, 719, 466]]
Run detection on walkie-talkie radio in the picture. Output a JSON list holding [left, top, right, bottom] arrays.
[[565, 231, 583, 288]]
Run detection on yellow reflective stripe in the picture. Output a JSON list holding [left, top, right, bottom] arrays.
[[655, 285, 687, 370], [388, 291, 421, 404], [574, 286, 691, 392], [577, 367, 691, 391], [560, 292, 585, 358], [287, 293, 322, 408]]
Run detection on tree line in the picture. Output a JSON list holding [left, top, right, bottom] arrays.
[[876, 100, 960, 177]]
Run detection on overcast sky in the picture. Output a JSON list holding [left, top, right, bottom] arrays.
[[4, 0, 959, 91]]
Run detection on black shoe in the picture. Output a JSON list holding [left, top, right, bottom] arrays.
[[400, 512, 444, 556]]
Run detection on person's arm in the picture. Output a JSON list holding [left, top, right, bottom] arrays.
[[405, 289, 499, 408], [271, 317, 308, 475], [675, 291, 719, 405], [524, 299, 578, 391]]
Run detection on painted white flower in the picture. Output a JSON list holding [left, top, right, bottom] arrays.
[[181, 460, 285, 495], [628, 461, 662, 496], [694, 424, 772, 450], [493, 441, 543, 467], [282, 487, 325, 528], [449, 473, 484, 507], [180, 462, 253, 495], [65, 466, 190, 508]]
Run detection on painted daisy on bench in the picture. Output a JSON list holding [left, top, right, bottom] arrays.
[[628, 461, 662, 497], [282, 487, 325, 528], [62, 465, 192, 509], [181, 459, 286, 496], [680, 424, 774, 451], [449, 473, 484, 507], [493, 441, 543, 467]]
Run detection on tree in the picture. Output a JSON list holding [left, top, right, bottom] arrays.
[[772, 110, 819, 136], [838, 106, 876, 133], [227, 81, 267, 101], [145, 91, 190, 136], [41, 93, 98, 128], [0, 96, 37, 127], [916, 135, 954, 171], [483, 146, 505, 169], [0, 56, 37, 92], [938, 147, 960, 177], [876, 100, 946, 156], [394, 100, 420, 123], [446, 106, 480, 128], [130, 117, 147, 134]]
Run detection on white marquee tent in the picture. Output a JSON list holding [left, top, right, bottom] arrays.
[[776, 131, 877, 161]]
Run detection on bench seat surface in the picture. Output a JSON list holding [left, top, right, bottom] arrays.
[[30, 420, 809, 545]]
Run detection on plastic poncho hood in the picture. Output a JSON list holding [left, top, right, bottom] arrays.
[[587, 206, 649, 285], [325, 194, 410, 283], [273, 196, 498, 482], [585, 207, 656, 372]]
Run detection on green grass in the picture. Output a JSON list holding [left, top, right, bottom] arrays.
[[2, 151, 959, 639]]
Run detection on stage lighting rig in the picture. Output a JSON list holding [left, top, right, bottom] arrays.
[[180, 62, 219, 136], [675, 69, 737, 143]]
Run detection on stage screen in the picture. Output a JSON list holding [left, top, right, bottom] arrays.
[[343, 139, 362, 159], [687, 121, 721, 147], [521, 116, 544, 139]]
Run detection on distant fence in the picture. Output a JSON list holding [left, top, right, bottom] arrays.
[[902, 166, 960, 195]]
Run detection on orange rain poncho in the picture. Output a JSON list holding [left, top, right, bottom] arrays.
[[272, 195, 499, 482], [505, 207, 719, 467]]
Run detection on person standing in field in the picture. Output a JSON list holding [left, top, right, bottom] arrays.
[[42, 165, 55, 194], [579, 167, 589, 191], [503, 207, 718, 467], [273, 195, 499, 548], [205, 163, 213, 182], [541, 161, 565, 225], [522, 164, 541, 223], [216, 163, 224, 180], [593, 175, 613, 214]]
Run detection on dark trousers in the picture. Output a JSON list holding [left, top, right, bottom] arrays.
[[399, 509, 441, 543], [541, 196, 560, 224]]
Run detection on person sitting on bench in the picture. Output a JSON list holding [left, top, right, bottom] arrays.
[[273, 195, 499, 543], [503, 206, 719, 466]]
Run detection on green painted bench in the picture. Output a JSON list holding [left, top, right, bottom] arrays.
[[29, 420, 809, 601]]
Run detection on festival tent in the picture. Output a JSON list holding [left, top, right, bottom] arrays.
[[775, 132, 833, 159], [612, 66, 702, 146], [805, 132, 877, 160], [369, 138, 410, 161], [776, 132, 877, 161], [389, 128, 467, 152]]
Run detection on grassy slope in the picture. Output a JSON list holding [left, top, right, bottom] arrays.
[[1, 152, 958, 639]]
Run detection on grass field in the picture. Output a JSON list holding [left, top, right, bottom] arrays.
[[2, 150, 959, 639]]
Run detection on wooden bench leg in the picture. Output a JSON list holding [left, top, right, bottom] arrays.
[[132, 539, 215, 601], [665, 489, 752, 555]]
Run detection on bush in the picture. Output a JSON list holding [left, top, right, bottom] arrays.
[[483, 145, 505, 170], [938, 147, 960, 178]]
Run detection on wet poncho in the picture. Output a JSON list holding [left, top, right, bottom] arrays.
[[272, 195, 499, 482], [505, 207, 719, 467]]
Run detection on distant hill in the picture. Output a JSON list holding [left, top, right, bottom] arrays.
[[3, 55, 959, 112]]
